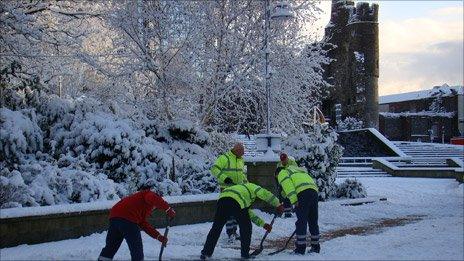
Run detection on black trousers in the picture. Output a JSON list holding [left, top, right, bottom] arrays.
[[201, 197, 252, 258], [99, 218, 144, 261], [295, 189, 320, 251]]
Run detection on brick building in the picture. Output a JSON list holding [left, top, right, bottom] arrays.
[[379, 85, 463, 142]]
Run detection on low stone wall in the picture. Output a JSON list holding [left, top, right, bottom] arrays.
[[1, 161, 280, 248], [246, 161, 281, 213], [1, 199, 217, 248], [372, 160, 459, 179]]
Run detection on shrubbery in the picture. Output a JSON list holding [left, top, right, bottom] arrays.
[[282, 123, 344, 201]]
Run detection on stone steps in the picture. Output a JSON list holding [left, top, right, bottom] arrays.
[[336, 167, 391, 178]]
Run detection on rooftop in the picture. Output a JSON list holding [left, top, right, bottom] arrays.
[[379, 84, 464, 104]]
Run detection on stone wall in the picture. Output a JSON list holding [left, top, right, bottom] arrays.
[[1, 199, 217, 248], [338, 129, 398, 157], [372, 160, 459, 179], [323, 0, 379, 129], [1, 161, 280, 248], [246, 161, 280, 213]]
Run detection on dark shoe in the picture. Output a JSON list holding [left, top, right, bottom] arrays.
[[241, 253, 254, 259], [292, 248, 305, 255], [200, 253, 210, 260], [309, 244, 320, 253], [284, 213, 292, 218]]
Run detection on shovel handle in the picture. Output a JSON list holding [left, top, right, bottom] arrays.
[[158, 216, 171, 261]]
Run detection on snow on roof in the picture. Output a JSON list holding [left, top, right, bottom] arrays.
[[379, 85, 463, 104]]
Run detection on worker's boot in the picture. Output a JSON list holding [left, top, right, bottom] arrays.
[[309, 243, 320, 253]]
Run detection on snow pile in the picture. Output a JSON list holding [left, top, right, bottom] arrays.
[[1, 95, 219, 208], [0, 108, 43, 163], [0, 155, 122, 208], [336, 178, 367, 199], [282, 123, 344, 200]]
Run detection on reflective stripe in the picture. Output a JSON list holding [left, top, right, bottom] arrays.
[[295, 182, 313, 190], [295, 241, 306, 245], [287, 191, 297, 197], [296, 235, 307, 239], [280, 176, 291, 183], [217, 171, 227, 181], [251, 215, 260, 223], [266, 195, 278, 205], [310, 235, 320, 239], [241, 184, 254, 202], [223, 168, 242, 171], [223, 189, 247, 208], [287, 168, 297, 176]]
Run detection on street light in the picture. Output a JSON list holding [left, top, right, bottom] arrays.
[[261, 0, 294, 150]]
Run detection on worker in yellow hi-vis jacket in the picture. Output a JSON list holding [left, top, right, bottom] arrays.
[[276, 164, 320, 255], [200, 182, 284, 259], [210, 142, 247, 241]]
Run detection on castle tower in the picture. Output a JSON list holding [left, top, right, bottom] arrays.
[[323, 0, 379, 129]]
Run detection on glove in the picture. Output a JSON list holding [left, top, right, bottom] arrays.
[[157, 235, 168, 246], [276, 204, 284, 215], [224, 177, 233, 185], [166, 207, 176, 219], [263, 223, 272, 233]]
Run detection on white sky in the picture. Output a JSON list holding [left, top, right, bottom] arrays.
[[314, 0, 464, 96]]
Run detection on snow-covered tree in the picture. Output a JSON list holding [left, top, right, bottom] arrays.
[[336, 178, 367, 199], [0, 1, 100, 107], [337, 117, 363, 131], [282, 123, 343, 201]]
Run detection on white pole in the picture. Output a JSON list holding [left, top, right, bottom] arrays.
[[265, 0, 271, 135], [59, 75, 62, 98]]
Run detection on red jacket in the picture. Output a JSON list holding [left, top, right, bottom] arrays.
[[110, 190, 170, 239]]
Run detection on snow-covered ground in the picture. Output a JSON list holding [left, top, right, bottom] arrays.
[[2, 177, 463, 260]]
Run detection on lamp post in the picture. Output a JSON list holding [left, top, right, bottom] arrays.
[[260, 1, 294, 151]]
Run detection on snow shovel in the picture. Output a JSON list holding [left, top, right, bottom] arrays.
[[268, 230, 296, 256], [250, 214, 277, 257], [158, 216, 171, 261]]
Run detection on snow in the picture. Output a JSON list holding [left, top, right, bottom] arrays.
[[0, 193, 219, 219], [4, 177, 461, 260], [380, 111, 455, 118], [379, 85, 463, 104], [354, 51, 364, 63]]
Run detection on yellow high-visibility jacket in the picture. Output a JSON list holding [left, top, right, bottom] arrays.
[[277, 165, 318, 205], [220, 182, 280, 227], [211, 151, 247, 189]]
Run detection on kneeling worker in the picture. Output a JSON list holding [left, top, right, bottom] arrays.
[[276, 164, 320, 255], [201, 182, 284, 259]]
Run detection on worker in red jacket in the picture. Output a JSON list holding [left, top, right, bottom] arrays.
[[98, 179, 176, 261]]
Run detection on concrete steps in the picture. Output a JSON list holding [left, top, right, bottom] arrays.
[[336, 166, 391, 178], [393, 141, 463, 159]]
